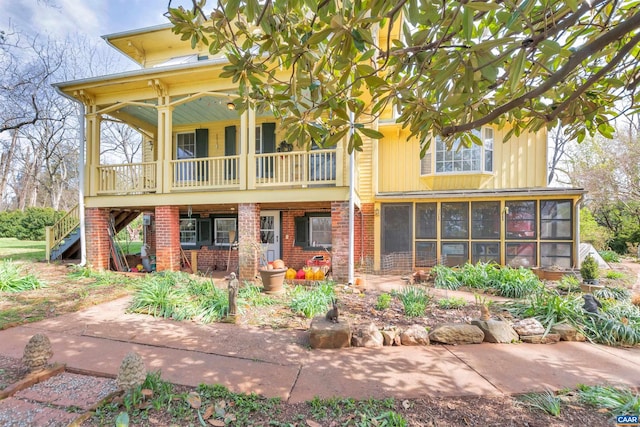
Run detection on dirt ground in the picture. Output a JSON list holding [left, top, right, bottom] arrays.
[[1, 260, 637, 426]]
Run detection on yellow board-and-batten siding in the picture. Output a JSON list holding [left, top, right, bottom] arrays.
[[377, 124, 547, 192]]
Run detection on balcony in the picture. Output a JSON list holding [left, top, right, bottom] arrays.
[[94, 149, 339, 196]]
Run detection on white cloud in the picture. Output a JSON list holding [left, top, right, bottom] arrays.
[[0, 0, 172, 39]]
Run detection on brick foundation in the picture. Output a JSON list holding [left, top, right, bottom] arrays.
[[191, 247, 239, 274], [85, 208, 110, 270], [155, 205, 180, 271], [238, 203, 260, 280]]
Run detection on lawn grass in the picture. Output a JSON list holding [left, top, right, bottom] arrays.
[[0, 238, 46, 261], [117, 240, 143, 255]]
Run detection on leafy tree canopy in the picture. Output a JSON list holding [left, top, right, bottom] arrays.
[[167, 0, 640, 154]]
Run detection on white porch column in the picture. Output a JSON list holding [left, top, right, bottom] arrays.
[[157, 105, 173, 194]]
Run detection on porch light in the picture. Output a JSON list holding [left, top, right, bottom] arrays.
[[226, 101, 236, 110]]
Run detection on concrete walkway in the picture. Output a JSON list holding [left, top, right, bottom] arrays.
[[0, 297, 638, 404]]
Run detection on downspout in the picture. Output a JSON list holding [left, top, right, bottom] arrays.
[[55, 87, 87, 266], [348, 110, 355, 284]]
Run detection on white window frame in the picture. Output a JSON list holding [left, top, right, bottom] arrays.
[[309, 216, 332, 248], [421, 127, 494, 175], [176, 132, 196, 159], [214, 218, 237, 247], [180, 218, 197, 246]]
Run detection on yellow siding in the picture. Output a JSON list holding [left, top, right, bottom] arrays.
[[377, 124, 548, 192]]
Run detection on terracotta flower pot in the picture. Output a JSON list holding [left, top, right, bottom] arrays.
[[259, 268, 287, 294]]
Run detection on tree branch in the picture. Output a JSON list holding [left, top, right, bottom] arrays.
[[442, 11, 640, 136]]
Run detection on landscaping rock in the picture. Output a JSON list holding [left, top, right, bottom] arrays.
[[550, 324, 586, 342], [520, 334, 561, 344], [400, 325, 430, 346], [471, 319, 519, 343], [309, 316, 351, 349], [512, 318, 545, 336], [351, 323, 384, 348], [380, 329, 400, 346], [429, 324, 484, 345]]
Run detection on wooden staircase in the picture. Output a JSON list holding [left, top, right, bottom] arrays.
[[46, 206, 141, 262]]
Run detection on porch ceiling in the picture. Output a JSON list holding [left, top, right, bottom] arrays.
[[115, 96, 274, 127]]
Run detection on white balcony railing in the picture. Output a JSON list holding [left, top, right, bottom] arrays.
[[170, 155, 240, 191], [255, 150, 336, 187], [97, 162, 157, 195]]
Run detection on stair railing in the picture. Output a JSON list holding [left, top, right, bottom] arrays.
[[45, 204, 80, 261]]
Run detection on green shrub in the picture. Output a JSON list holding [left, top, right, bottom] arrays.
[[593, 286, 631, 302], [580, 255, 600, 280], [518, 390, 561, 416], [0, 208, 65, 241], [491, 267, 543, 298], [432, 264, 461, 290], [376, 293, 392, 310], [556, 275, 581, 293], [437, 296, 467, 309], [503, 289, 584, 330], [578, 385, 640, 414], [598, 250, 620, 263], [290, 282, 335, 318], [398, 286, 430, 317], [605, 270, 625, 280], [0, 260, 44, 292]]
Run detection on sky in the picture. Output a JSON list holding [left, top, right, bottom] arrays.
[[0, 0, 191, 39]]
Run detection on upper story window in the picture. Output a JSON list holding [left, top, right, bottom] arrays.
[[421, 128, 494, 175]]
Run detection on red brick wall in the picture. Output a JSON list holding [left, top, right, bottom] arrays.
[[193, 247, 239, 274], [85, 208, 110, 270], [238, 203, 259, 280], [331, 201, 350, 280], [354, 203, 375, 268], [155, 205, 180, 271], [281, 210, 328, 270], [144, 211, 156, 256]]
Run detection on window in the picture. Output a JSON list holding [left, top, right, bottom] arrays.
[[421, 128, 494, 175], [381, 204, 413, 255], [295, 213, 332, 249], [472, 242, 500, 264], [180, 218, 197, 246], [310, 140, 336, 182], [177, 132, 195, 160], [471, 201, 500, 239], [310, 217, 331, 247], [441, 202, 469, 239], [506, 242, 536, 267], [175, 129, 208, 182], [180, 215, 234, 248], [416, 203, 437, 239], [214, 218, 237, 247], [541, 242, 572, 268], [506, 201, 537, 239], [415, 242, 437, 267], [442, 242, 468, 267], [541, 200, 572, 239]]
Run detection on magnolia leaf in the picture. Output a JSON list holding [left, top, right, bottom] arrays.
[[306, 420, 322, 427], [509, 49, 526, 93], [187, 392, 202, 409], [202, 405, 214, 420]]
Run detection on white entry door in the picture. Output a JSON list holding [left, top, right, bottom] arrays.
[[260, 211, 280, 263]]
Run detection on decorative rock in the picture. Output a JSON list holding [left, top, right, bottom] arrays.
[[381, 329, 400, 346], [471, 319, 519, 343], [429, 323, 484, 345], [512, 318, 545, 336], [520, 334, 561, 344], [309, 316, 351, 349], [23, 333, 53, 372], [351, 323, 384, 348], [116, 351, 147, 391], [400, 325, 430, 346], [550, 324, 586, 342]]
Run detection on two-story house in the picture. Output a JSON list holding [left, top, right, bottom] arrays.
[[51, 21, 585, 280]]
